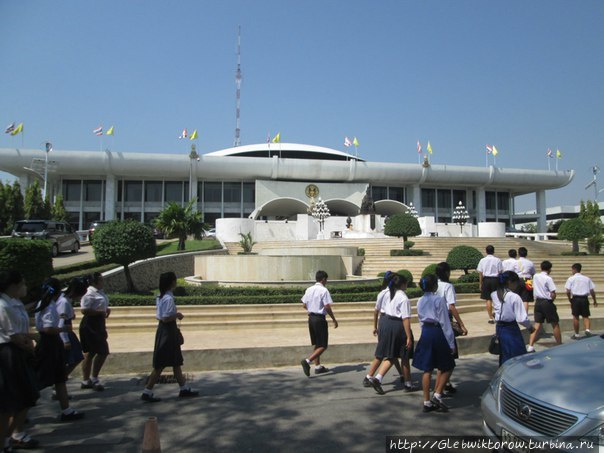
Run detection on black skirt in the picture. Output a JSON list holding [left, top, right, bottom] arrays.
[[152, 321, 183, 369], [374, 316, 405, 360], [0, 342, 39, 412], [80, 314, 109, 355], [34, 332, 68, 389]]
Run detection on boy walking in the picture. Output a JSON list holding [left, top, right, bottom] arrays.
[[527, 260, 561, 352], [477, 245, 502, 323], [565, 263, 598, 339], [301, 271, 338, 376]]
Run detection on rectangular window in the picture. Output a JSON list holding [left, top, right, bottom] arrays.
[[223, 182, 241, 203], [243, 182, 255, 203], [84, 181, 102, 202], [125, 181, 142, 202], [485, 191, 496, 211], [204, 182, 222, 203], [372, 186, 388, 201], [437, 189, 451, 211], [164, 182, 182, 203], [421, 188, 436, 209], [452, 190, 466, 208], [389, 187, 404, 203], [63, 180, 81, 202], [123, 212, 141, 221], [145, 181, 162, 202], [497, 192, 510, 214]]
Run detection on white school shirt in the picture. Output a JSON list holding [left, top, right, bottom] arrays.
[[56, 294, 75, 344], [502, 258, 521, 275], [374, 288, 389, 313], [156, 291, 178, 320], [416, 292, 455, 350], [436, 281, 456, 308], [517, 258, 536, 280], [477, 255, 502, 277], [81, 286, 109, 313], [35, 300, 60, 331], [565, 273, 595, 297], [492, 289, 532, 328], [0, 293, 30, 343], [301, 282, 333, 315], [532, 272, 557, 300], [383, 290, 411, 319]]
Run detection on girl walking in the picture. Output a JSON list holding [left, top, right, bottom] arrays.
[[141, 272, 198, 402], [413, 274, 456, 413], [56, 277, 87, 377]]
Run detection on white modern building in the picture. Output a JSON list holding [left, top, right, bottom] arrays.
[[0, 144, 574, 235]]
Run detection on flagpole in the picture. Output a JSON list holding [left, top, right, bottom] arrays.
[[547, 157, 551, 171], [485, 152, 488, 168]]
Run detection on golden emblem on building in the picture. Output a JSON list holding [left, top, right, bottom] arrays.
[[305, 184, 319, 199]]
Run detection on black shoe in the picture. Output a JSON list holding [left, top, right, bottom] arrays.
[[59, 410, 85, 422], [10, 435, 39, 449], [301, 359, 311, 377], [443, 383, 457, 395], [92, 382, 105, 392], [362, 377, 372, 388], [404, 383, 420, 393], [314, 366, 329, 375], [141, 393, 161, 403], [80, 381, 93, 389], [430, 396, 449, 412], [178, 388, 200, 398], [422, 403, 437, 413], [369, 377, 385, 395]]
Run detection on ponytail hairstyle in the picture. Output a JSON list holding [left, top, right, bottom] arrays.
[[65, 277, 89, 300], [496, 271, 520, 303], [36, 277, 62, 313], [435, 262, 451, 283], [381, 271, 394, 290], [419, 274, 438, 293], [159, 272, 177, 298], [388, 273, 408, 300]]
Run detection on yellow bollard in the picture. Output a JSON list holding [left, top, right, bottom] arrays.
[[141, 416, 161, 453]]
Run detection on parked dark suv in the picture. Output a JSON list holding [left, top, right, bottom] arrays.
[[12, 220, 80, 257]]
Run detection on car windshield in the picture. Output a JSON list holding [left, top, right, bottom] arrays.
[[15, 222, 46, 233]]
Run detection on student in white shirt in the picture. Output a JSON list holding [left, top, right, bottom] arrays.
[[412, 274, 456, 413], [300, 271, 338, 377], [565, 263, 598, 339], [517, 247, 536, 312], [56, 278, 88, 377], [527, 261, 561, 352], [501, 249, 520, 275], [477, 245, 503, 323]]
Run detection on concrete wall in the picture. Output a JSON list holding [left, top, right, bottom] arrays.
[[478, 222, 506, 237]]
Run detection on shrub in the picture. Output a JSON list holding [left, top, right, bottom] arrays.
[[421, 263, 438, 278], [557, 218, 590, 253], [455, 271, 480, 284], [395, 269, 414, 286], [404, 240, 415, 249], [357, 248, 365, 256], [384, 213, 421, 246], [446, 245, 483, 275], [0, 238, 53, 302], [390, 249, 423, 256]]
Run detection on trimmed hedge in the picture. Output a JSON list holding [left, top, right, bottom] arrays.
[[390, 249, 424, 256], [455, 272, 480, 283], [0, 238, 53, 301], [447, 245, 483, 274]]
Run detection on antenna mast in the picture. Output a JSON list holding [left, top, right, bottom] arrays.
[[234, 26, 242, 147]]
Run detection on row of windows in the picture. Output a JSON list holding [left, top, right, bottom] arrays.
[[372, 186, 406, 203]]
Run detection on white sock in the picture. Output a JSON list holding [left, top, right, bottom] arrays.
[[434, 392, 442, 400], [91, 376, 99, 384], [12, 432, 25, 441], [405, 381, 412, 387], [305, 359, 311, 364], [586, 329, 591, 332], [375, 374, 383, 383], [424, 400, 433, 406], [143, 388, 153, 396], [62, 407, 75, 415], [366, 374, 372, 379]]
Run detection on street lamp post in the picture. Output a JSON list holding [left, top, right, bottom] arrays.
[[43, 142, 52, 199], [311, 197, 331, 238], [453, 200, 469, 236], [189, 144, 200, 208]]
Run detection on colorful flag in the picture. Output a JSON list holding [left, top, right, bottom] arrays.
[[556, 149, 562, 159], [10, 123, 23, 136], [190, 129, 198, 140], [4, 122, 15, 134], [179, 128, 188, 139], [106, 126, 114, 136], [93, 126, 103, 136], [547, 148, 553, 158], [427, 142, 433, 155], [417, 140, 422, 154], [353, 137, 359, 147], [344, 136, 352, 147], [486, 144, 493, 154], [492, 146, 499, 156], [266, 133, 271, 143], [272, 132, 281, 143]]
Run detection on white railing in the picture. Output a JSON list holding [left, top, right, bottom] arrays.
[[505, 232, 558, 241]]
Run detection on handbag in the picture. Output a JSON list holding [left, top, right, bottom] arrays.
[[488, 334, 501, 355], [451, 320, 464, 337]]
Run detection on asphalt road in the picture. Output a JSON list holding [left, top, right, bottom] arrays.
[[53, 244, 95, 267], [25, 353, 500, 452]]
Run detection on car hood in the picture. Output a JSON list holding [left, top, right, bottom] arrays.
[[501, 335, 604, 415]]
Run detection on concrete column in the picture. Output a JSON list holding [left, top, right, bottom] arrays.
[[190, 159, 198, 209], [105, 174, 116, 221], [536, 190, 547, 233], [412, 184, 421, 215], [476, 188, 486, 223]]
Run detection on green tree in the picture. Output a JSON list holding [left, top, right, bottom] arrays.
[[92, 220, 156, 292], [558, 218, 590, 253], [5, 182, 24, 234], [446, 245, 483, 275], [154, 199, 204, 251], [24, 180, 46, 220], [0, 182, 6, 235], [384, 213, 421, 248], [579, 200, 603, 254], [51, 194, 69, 222]]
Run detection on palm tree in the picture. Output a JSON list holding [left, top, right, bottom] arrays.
[[154, 199, 204, 251]]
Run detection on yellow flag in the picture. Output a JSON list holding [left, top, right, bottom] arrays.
[[427, 141, 433, 154], [10, 122, 23, 136], [190, 129, 198, 140], [272, 132, 281, 143], [556, 149, 562, 158], [106, 126, 114, 136], [492, 145, 499, 156], [352, 137, 359, 147]]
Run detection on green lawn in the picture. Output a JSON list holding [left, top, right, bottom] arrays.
[[156, 239, 222, 255]]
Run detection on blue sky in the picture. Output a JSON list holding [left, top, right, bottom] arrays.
[[1, 1, 603, 210]]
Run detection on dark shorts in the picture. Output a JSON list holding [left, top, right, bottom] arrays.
[[534, 298, 559, 324], [571, 296, 591, 318], [308, 314, 328, 349], [481, 277, 499, 300]]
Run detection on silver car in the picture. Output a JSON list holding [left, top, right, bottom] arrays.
[[12, 220, 80, 257], [482, 335, 604, 452]]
